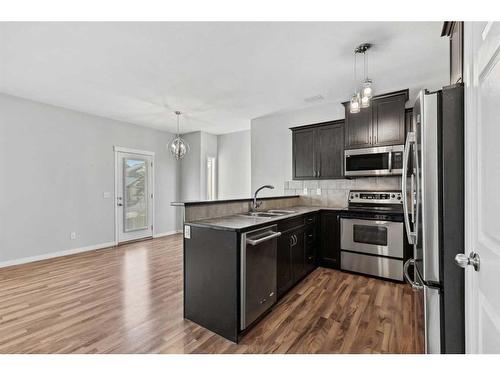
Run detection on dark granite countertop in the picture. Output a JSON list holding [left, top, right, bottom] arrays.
[[171, 195, 299, 207], [184, 205, 347, 232]]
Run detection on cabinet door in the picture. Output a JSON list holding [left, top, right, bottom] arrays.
[[372, 94, 406, 147], [344, 106, 372, 149], [316, 123, 344, 178], [292, 129, 316, 179], [319, 212, 340, 269], [291, 227, 306, 283], [277, 232, 294, 298], [304, 226, 317, 274]]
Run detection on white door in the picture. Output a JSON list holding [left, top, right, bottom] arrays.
[[463, 21, 500, 353], [115, 148, 154, 243]]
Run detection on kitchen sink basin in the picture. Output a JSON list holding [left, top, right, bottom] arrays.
[[239, 212, 283, 218], [267, 209, 297, 214], [239, 209, 296, 218]]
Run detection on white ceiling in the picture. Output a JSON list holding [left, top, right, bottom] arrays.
[[0, 22, 448, 134]]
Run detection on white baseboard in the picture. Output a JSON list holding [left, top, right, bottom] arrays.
[[0, 241, 116, 269], [153, 229, 182, 238]]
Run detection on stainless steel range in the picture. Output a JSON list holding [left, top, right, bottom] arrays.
[[340, 190, 409, 281]]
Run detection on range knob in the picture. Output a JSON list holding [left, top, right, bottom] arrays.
[[391, 194, 395, 198]]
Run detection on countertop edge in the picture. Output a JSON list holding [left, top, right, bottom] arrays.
[[171, 195, 300, 207], [184, 207, 346, 232]]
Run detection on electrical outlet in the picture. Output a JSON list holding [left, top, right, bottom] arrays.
[[316, 188, 321, 195], [70, 232, 76, 240], [303, 187, 308, 195]]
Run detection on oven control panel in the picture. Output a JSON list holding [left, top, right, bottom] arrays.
[[348, 190, 403, 205]]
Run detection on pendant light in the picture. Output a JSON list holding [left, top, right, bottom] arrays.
[[350, 43, 374, 113], [361, 47, 373, 105], [350, 51, 361, 114], [169, 111, 190, 160]]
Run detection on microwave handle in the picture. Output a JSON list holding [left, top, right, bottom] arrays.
[[388, 150, 392, 172], [402, 132, 416, 244]]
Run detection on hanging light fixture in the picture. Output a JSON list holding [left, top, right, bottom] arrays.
[[351, 43, 374, 113], [350, 51, 361, 114], [169, 111, 190, 160], [361, 46, 373, 105]]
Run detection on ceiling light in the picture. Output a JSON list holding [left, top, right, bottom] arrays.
[[169, 111, 190, 160]]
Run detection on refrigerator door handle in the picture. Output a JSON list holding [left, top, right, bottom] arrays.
[[402, 132, 416, 244]]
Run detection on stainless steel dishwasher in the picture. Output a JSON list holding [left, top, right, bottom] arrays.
[[240, 224, 281, 330]]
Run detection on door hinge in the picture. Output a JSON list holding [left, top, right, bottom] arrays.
[[151, 193, 153, 199], [151, 225, 153, 230], [151, 162, 153, 168]]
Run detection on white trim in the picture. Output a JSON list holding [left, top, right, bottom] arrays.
[[113, 146, 155, 156], [0, 241, 116, 269], [114, 147, 155, 245], [153, 230, 183, 238]]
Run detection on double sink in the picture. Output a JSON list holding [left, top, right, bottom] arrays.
[[239, 209, 296, 218]]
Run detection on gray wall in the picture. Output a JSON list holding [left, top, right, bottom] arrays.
[[217, 130, 251, 199], [0, 93, 180, 264], [251, 101, 344, 196]]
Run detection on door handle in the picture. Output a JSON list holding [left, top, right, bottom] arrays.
[[402, 132, 416, 244], [455, 252, 480, 271]]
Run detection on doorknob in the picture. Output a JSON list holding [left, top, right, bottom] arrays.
[[455, 252, 480, 271]]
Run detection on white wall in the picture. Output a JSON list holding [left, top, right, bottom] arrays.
[[179, 132, 202, 201], [217, 130, 251, 199], [200, 132, 218, 200], [0, 93, 181, 264], [251, 101, 344, 196]]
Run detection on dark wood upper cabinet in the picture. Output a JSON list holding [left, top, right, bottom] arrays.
[[343, 89, 409, 150], [372, 93, 406, 146], [442, 22, 463, 85], [291, 120, 344, 180], [344, 106, 372, 149], [292, 128, 315, 179]]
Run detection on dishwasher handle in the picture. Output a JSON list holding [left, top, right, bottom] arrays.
[[246, 231, 281, 246]]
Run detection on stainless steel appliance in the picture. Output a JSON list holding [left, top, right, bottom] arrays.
[[344, 145, 404, 177], [240, 225, 281, 330], [340, 191, 407, 281], [402, 84, 465, 354]]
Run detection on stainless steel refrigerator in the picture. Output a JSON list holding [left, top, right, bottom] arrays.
[[402, 84, 465, 354]]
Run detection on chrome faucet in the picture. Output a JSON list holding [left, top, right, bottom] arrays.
[[251, 185, 274, 211]]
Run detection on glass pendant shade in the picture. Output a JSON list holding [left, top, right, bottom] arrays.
[[360, 94, 370, 108], [350, 92, 361, 114], [362, 79, 373, 99], [168, 111, 190, 160], [169, 136, 190, 160]]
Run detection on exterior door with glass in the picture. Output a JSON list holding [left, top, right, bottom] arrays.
[[115, 148, 154, 243]]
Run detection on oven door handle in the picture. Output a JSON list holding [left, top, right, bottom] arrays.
[[402, 132, 416, 244]]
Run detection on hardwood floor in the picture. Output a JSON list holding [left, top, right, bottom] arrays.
[[0, 234, 424, 353]]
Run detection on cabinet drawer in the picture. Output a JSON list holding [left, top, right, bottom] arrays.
[[278, 217, 305, 232], [341, 251, 403, 281]]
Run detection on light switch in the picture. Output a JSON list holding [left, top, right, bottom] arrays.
[[70, 232, 76, 240], [103, 192, 111, 199], [184, 225, 191, 239], [303, 187, 308, 195]]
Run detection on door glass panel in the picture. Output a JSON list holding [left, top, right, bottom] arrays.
[[346, 152, 389, 171], [353, 224, 387, 246], [123, 158, 148, 232]]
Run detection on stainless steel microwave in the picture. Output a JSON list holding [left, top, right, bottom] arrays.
[[344, 145, 404, 177]]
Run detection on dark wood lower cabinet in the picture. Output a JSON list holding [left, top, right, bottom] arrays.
[[277, 231, 295, 298], [319, 211, 341, 269]]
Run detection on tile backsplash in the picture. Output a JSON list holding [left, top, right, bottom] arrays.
[[284, 177, 401, 207]]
